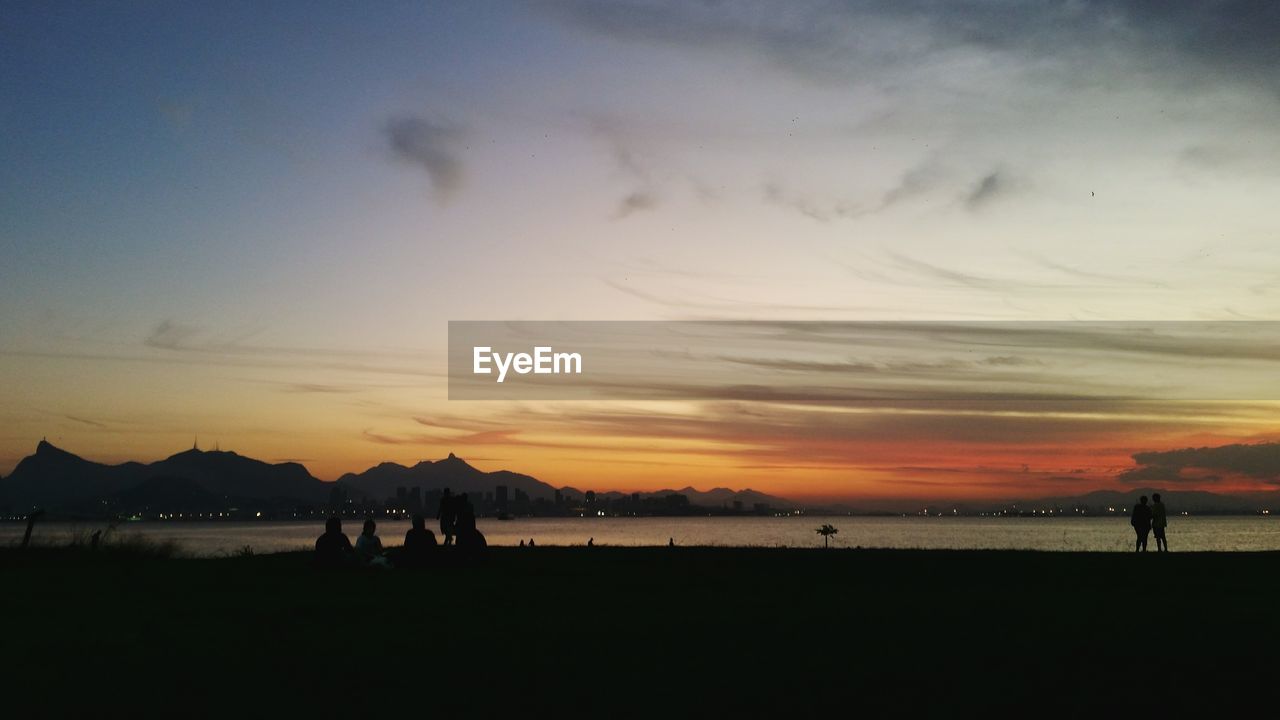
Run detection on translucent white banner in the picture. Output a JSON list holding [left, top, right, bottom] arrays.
[[448, 321, 1280, 401]]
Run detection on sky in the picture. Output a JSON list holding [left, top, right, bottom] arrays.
[[4, 1, 1280, 502]]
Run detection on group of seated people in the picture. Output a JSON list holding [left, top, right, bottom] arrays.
[[314, 513, 487, 568]]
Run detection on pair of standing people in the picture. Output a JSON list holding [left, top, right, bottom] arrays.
[[1129, 493, 1169, 552]]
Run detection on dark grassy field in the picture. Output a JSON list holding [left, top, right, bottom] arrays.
[[2, 546, 1276, 716]]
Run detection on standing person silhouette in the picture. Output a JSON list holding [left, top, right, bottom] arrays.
[[438, 488, 456, 546], [1130, 495, 1152, 553], [1151, 493, 1169, 552]]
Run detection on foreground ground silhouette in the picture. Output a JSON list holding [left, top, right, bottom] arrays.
[[2, 546, 1275, 715]]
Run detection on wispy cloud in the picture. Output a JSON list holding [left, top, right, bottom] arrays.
[[280, 383, 359, 395], [762, 182, 866, 223], [1023, 253, 1169, 289], [384, 115, 465, 199], [886, 252, 1028, 292], [964, 171, 1007, 211], [602, 279, 877, 315], [614, 191, 657, 219], [475, 398, 1251, 473], [538, 1, 1280, 95], [591, 117, 664, 219]]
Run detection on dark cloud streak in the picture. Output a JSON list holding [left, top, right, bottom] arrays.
[[384, 116, 465, 199], [965, 171, 1006, 210], [1122, 442, 1280, 483], [614, 191, 657, 218], [538, 1, 1280, 95]]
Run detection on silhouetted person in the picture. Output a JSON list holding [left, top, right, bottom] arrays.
[[315, 516, 354, 567], [1152, 493, 1169, 552], [402, 514, 438, 567], [455, 493, 476, 534], [528, 538, 535, 547], [356, 518, 387, 566], [450, 494, 486, 552], [457, 526, 488, 551], [438, 488, 456, 546], [668, 537, 675, 548], [520, 539, 525, 547], [588, 537, 594, 547], [1131, 496, 1152, 553]]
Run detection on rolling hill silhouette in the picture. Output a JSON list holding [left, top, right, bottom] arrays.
[[1032, 487, 1261, 514], [335, 452, 558, 503], [561, 485, 784, 508]]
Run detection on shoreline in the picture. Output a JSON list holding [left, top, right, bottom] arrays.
[[9, 544, 1280, 557], [7, 514, 1280, 555]]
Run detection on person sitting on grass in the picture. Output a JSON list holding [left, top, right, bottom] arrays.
[[453, 494, 487, 552], [401, 514, 438, 567], [355, 518, 390, 567], [457, 527, 487, 551], [455, 493, 476, 534], [314, 516, 353, 567]]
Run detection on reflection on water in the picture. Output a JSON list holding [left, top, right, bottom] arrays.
[[4, 516, 1280, 557]]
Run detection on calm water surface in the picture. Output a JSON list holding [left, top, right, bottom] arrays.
[[4, 515, 1280, 556]]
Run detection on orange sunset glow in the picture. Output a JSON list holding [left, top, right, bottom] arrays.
[[6, 1, 1280, 509]]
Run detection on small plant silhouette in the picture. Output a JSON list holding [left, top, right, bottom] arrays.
[[816, 524, 839, 548]]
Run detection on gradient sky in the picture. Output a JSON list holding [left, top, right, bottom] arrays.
[[5, 1, 1280, 502]]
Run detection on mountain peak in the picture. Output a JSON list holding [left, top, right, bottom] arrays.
[[435, 453, 478, 473], [36, 439, 75, 458], [440, 453, 470, 466]]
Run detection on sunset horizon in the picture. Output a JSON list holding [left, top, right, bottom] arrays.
[[7, 3, 1280, 713], [11, 420, 1280, 505], [8, 2, 1280, 505]]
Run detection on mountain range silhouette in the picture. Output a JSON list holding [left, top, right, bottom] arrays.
[[4, 441, 1269, 516], [0, 441, 791, 513]]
